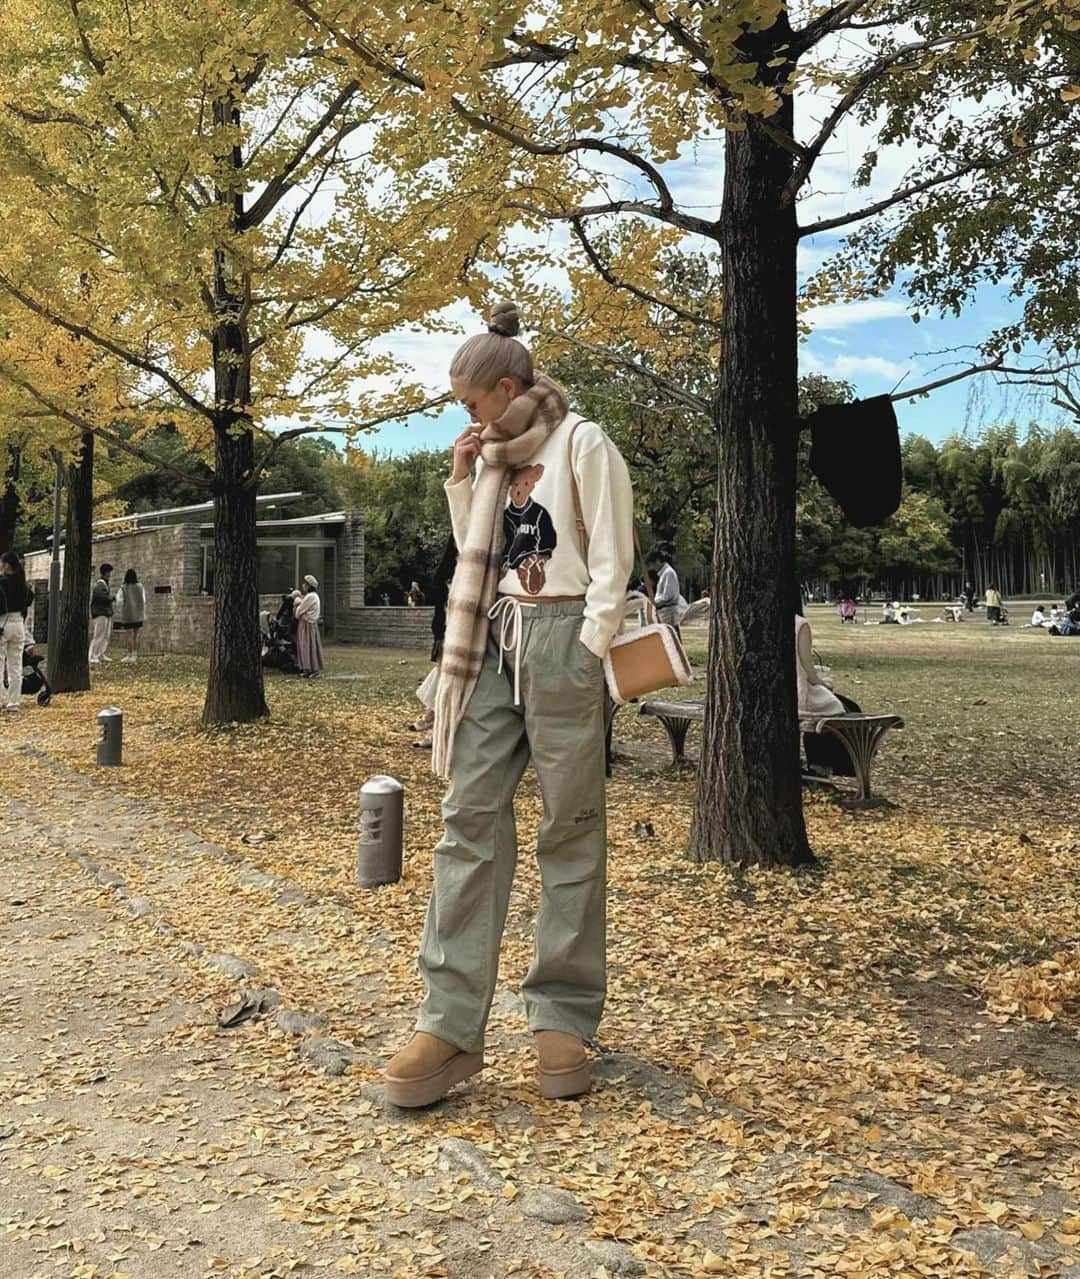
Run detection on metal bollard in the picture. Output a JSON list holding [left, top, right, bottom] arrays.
[[96, 707, 123, 766], [356, 774, 404, 887]]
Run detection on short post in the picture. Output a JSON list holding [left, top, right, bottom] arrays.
[[357, 774, 404, 887], [96, 707, 123, 766]]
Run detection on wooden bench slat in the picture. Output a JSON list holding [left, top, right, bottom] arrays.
[[637, 699, 903, 803]]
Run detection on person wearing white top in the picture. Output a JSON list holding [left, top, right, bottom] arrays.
[[384, 301, 634, 1111], [292, 576, 322, 678]]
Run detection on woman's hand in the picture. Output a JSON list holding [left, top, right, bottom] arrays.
[[450, 423, 483, 484]]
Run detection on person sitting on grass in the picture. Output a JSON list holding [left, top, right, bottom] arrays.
[[1030, 605, 1047, 628]]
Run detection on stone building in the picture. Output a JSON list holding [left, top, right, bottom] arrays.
[[23, 493, 434, 652]]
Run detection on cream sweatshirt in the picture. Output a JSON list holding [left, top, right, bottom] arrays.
[[445, 412, 635, 657], [293, 591, 321, 624]]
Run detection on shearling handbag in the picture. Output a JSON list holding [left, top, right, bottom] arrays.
[[567, 423, 693, 705]]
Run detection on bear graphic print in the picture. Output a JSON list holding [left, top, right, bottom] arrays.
[[502, 463, 557, 594]]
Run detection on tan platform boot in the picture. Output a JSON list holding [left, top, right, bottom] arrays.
[[382, 1032, 484, 1108], [534, 1030, 591, 1100]]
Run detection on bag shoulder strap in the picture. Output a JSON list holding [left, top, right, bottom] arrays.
[[566, 418, 656, 604]]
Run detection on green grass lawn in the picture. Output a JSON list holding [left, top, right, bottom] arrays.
[[802, 604, 1080, 827], [41, 607, 1080, 830]]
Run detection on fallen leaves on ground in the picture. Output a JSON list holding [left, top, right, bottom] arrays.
[[2, 652, 1079, 1278]]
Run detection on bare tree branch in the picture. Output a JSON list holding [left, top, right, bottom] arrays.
[[799, 138, 1056, 239], [242, 80, 361, 229], [249, 393, 451, 481], [537, 327, 710, 414], [0, 367, 213, 486], [789, 0, 878, 56], [785, 23, 996, 203], [509, 196, 717, 240], [0, 274, 213, 420], [568, 216, 721, 328], [888, 354, 1080, 403]]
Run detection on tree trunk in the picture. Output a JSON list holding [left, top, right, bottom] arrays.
[[200, 90, 267, 726], [52, 432, 93, 694], [688, 24, 813, 867], [0, 444, 20, 553], [202, 417, 267, 724]]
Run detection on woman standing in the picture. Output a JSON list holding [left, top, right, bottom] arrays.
[[293, 575, 323, 678], [0, 551, 29, 713], [383, 301, 634, 1109], [115, 569, 146, 663]]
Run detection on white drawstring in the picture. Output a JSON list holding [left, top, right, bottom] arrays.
[[488, 596, 534, 705]]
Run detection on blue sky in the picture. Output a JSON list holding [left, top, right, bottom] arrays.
[[347, 281, 1057, 458], [328, 90, 1067, 458]]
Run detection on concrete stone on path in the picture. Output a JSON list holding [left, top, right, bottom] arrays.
[[518, 1185, 588, 1224], [203, 951, 258, 980], [238, 866, 282, 893], [438, 1138, 502, 1191], [826, 1172, 942, 1222], [583, 1240, 646, 1275], [125, 897, 152, 917], [275, 1007, 326, 1036], [488, 988, 525, 1018], [179, 939, 204, 958], [300, 1036, 354, 1076], [276, 886, 317, 908]]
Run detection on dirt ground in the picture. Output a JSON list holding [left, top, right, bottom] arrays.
[[2, 626, 1080, 1279]]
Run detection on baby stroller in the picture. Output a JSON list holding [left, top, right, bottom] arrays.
[[261, 593, 299, 674], [21, 641, 52, 706]]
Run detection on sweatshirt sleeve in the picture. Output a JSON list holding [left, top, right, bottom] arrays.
[[573, 424, 635, 657], [444, 474, 474, 553]]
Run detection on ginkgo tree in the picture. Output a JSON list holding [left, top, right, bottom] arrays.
[[300, 0, 1080, 865], [0, 0, 509, 722]]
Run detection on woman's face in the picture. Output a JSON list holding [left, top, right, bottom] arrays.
[[451, 375, 517, 428], [1, 561, 13, 577]]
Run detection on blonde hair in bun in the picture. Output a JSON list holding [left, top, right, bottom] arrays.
[[487, 300, 521, 338], [450, 300, 534, 390]]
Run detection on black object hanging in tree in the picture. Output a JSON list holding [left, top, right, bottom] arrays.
[[805, 395, 902, 528]]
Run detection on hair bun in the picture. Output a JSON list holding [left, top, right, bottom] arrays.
[[487, 300, 521, 338]]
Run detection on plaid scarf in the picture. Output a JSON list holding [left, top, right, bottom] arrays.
[[431, 373, 569, 778]]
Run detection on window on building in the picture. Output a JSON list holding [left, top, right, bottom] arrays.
[[258, 544, 296, 596]]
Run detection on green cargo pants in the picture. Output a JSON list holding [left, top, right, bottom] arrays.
[[416, 599, 608, 1054]]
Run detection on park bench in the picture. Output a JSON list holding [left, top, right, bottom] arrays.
[[638, 698, 904, 803]]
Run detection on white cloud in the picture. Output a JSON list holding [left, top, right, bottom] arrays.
[[803, 349, 916, 385], [802, 299, 910, 330]]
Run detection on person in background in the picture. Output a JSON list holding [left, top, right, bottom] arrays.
[[984, 583, 1004, 625], [88, 563, 114, 663], [0, 551, 29, 713], [651, 547, 682, 630], [880, 600, 897, 624], [410, 535, 458, 748], [963, 580, 976, 611], [293, 574, 323, 678], [407, 580, 426, 607], [114, 569, 146, 663], [838, 597, 857, 623], [1030, 605, 1047, 628]]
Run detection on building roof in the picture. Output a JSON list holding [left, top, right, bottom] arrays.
[[196, 511, 349, 532], [92, 492, 305, 531]]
